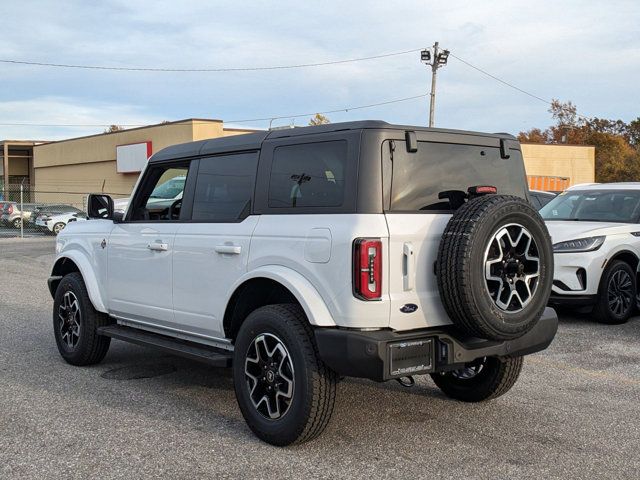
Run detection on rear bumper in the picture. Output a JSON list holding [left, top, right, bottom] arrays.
[[314, 307, 558, 382]]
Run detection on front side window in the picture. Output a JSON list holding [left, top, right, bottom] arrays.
[[191, 152, 258, 222], [540, 190, 640, 223], [269, 141, 347, 208], [130, 164, 190, 221]]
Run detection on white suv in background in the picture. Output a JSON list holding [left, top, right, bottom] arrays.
[[48, 121, 558, 446], [541, 183, 640, 324]]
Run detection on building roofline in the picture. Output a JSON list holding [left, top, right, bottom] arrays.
[[33, 118, 224, 147], [520, 142, 595, 148], [1, 140, 49, 145]]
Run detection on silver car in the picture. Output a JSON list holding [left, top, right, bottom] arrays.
[[1, 202, 43, 228]]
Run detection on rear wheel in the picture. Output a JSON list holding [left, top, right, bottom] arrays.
[[12, 218, 22, 229], [431, 356, 523, 402], [233, 304, 337, 446], [52, 222, 65, 235], [53, 272, 111, 365], [594, 260, 636, 325]]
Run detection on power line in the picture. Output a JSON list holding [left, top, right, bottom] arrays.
[[0, 93, 428, 128], [449, 52, 592, 121], [0, 48, 422, 73], [448, 52, 552, 105]]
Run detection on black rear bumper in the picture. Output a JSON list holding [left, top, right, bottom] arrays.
[[314, 307, 558, 382]]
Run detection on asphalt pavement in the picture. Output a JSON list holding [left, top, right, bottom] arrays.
[[1, 238, 639, 479]]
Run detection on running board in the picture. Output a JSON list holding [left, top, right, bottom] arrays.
[[97, 325, 233, 367]]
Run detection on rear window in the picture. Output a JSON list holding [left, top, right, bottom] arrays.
[[269, 140, 347, 208], [389, 141, 527, 212]]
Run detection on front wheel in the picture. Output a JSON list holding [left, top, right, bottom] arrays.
[[12, 218, 22, 229], [594, 260, 636, 325], [53, 272, 111, 365], [430, 356, 523, 402], [233, 304, 337, 446]]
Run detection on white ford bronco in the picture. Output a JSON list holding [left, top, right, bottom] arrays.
[[49, 121, 558, 446]]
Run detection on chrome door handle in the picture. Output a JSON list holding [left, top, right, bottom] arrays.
[[147, 242, 168, 252], [215, 245, 242, 255]]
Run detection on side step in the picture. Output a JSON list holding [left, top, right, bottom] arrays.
[[97, 325, 233, 367]]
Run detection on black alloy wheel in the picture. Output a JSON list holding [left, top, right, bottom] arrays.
[[58, 291, 82, 350], [594, 260, 636, 325]]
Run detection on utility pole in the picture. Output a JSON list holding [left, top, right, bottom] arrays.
[[421, 42, 450, 127]]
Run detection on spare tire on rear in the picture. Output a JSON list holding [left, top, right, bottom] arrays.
[[436, 194, 553, 341]]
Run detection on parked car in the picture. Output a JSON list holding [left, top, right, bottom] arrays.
[[0, 202, 17, 227], [111, 176, 185, 215], [541, 183, 640, 324], [529, 189, 557, 209], [1, 202, 45, 228], [33, 205, 86, 235], [48, 121, 558, 446]]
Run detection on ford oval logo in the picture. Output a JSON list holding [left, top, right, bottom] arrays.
[[400, 303, 418, 314]]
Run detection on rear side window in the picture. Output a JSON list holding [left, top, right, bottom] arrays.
[[389, 141, 527, 212], [192, 152, 258, 222], [269, 141, 347, 208]]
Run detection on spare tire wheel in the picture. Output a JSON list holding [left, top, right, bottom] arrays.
[[436, 194, 553, 341]]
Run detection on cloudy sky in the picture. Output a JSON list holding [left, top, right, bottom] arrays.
[[1, 0, 638, 140]]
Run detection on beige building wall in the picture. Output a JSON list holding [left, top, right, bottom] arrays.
[[32, 119, 256, 207], [521, 143, 595, 186]]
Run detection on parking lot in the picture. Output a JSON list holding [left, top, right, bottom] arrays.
[[1, 238, 639, 479], [0, 225, 49, 239]]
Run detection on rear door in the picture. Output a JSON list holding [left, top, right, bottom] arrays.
[[172, 152, 259, 339], [384, 135, 528, 330]]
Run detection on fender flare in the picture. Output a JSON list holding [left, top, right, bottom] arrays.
[[603, 246, 640, 271], [51, 252, 108, 313], [229, 265, 336, 327]]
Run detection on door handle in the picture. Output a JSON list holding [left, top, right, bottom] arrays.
[[147, 242, 168, 252], [403, 242, 414, 291], [215, 245, 242, 255]]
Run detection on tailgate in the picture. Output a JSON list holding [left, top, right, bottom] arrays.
[[385, 213, 452, 330]]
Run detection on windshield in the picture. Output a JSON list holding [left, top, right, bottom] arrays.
[[540, 190, 640, 223], [149, 176, 186, 199]]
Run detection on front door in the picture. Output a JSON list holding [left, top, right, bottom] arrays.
[[172, 152, 259, 339], [107, 162, 192, 329]]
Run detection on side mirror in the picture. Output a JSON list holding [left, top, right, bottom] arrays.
[[87, 194, 114, 219]]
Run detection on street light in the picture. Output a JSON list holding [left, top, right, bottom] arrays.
[[421, 42, 449, 127]]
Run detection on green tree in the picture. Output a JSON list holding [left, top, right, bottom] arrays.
[[309, 113, 330, 126], [104, 124, 123, 133]]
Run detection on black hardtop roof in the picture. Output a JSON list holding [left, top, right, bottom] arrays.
[[149, 120, 515, 162]]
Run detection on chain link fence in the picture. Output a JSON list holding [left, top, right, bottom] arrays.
[[0, 184, 130, 238]]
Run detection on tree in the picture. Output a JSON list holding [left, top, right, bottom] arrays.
[[519, 99, 640, 182], [517, 128, 549, 144], [104, 125, 123, 133], [309, 114, 330, 126]]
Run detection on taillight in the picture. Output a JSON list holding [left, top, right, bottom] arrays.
[[7, 205, 13, 214], [353, 238, 382, 300]]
